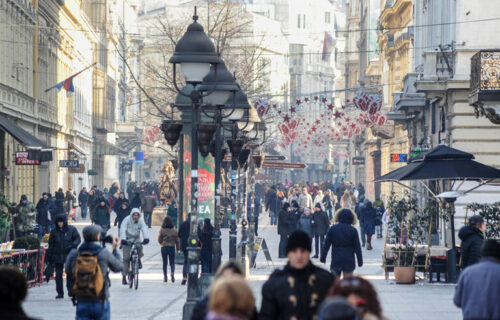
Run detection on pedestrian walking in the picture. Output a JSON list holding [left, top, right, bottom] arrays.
[[458, 215, 485, 269], [246, 193, 261, 236], [265, 186, 280, 225], [207, 275, 255, 320], [312, 203, 330, 259], [158, 216, 180, 283], [329, 276, 384, 320], [373, 198, 385, 238], [78, 188, 89, 219], [297, 207, 314, 242], [178, 216, 190, 285], [12, 195, 36, 238], [198, 218, 214, 274], [46, 214, 81, 299], [119, 208, 149, 285], [259, 230, 335, 320], [65, 225, 123, 320], [454, 239, 500, 320], [340, 190, 354, 212], [114, 201, 131, 229], [277, 203, 292, 258], [112, 192, 128, 212], [322, 190, 335, 221], [359, 200, 376, 250], [65, 188, 76, 219], [321, 209, 363, 278], [130, 191, 142, 209], [142, 193, 157, 228], [36, 193, 52, 239], [167, 200, 178, 228], [92, 199, 110, 231], [0, 266, 40, 320], [54, 188, 65, 215], [355, 197, 366, 247], [314, 190, 324, 210], [289, 200, 301, 233], [298, 187, 314, 209]]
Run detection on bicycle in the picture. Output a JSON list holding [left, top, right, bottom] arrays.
[[124, 241, 144, 290]]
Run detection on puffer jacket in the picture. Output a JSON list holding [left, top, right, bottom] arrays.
[[158, 227, 180, 250], [312, 209, 330, 236], [297, 213, 314, 238], [46, 214, 81, 264], [458, 225, 484, 269], [259, 262, 335, 320]]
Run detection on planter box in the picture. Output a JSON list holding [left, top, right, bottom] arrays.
[[394, 266, 415, 284]]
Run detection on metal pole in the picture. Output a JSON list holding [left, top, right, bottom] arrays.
[[240, 162, 249, 276], [178, 136, 184, 226], [212, 111, 222, 273], [247, 147, 256, 268], [229, 128, 238, 259], [183, 92, 201, 319]]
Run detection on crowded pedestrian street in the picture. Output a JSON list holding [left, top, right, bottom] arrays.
[[22, 213, 461, 320]]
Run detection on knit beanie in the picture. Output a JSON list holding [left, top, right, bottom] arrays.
[[82, 225, 103, 242], [286, 230, 311, 254], [317, 297, 357, 320]]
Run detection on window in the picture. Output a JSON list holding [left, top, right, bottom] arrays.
[[303, 14, 306, 28], [297, 14, 301, 28], [325, 12, 331, 24]]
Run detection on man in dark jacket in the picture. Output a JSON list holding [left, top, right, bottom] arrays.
[[454, 239, 500, 320], [265, 186, 280, 225], [46, 214, 81, 299], [66, 225, 123, 319], [458, 215, 485, 269], [260, 230, 335, 320], [321, 209, 363, 278], [247, 193, 261, 236], [54, 188, 65, 215], [359, 200, 376, 250], [142, 193, 157, 228], [277, 203, 292, 258], [78, 188, 89, 219], [0, 266, 40, 320], [312, 203, 330, 259], [36, 193, 52, 239], [178, 216, 190, 285]]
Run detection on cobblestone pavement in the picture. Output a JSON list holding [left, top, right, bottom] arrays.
[[23, 214, 462, 320]]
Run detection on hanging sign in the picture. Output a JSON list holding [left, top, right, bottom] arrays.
[[391, 154, 408, 163], [59, 160, 79, 168], [352, 157, 365, 165], [16, 152, 40, 165]]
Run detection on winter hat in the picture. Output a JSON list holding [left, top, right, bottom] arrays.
[[282, 202, 291, 211], [481, 239, 500, 260], [20, 195, 28, 201], [286, 230, 311, 254], [82, 225, 103, 242], [315, 203, 322, 209], [131, 208, 141, 216], [171, 200, 176, 205], [317, 297, 357, 320], [469, 215, 484, 227]]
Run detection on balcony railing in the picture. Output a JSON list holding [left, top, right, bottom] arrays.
[[469, 50, 500, 124]]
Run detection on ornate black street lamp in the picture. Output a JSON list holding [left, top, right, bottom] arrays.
[[165, 8, 228, 320]]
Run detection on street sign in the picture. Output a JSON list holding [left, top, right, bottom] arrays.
[[391, 153, 408, 162], [223, 154, 286, 161], [69, 164, 86, 174], [59, 160, 79, 168], [262, 161, 307, 169], [352, 157, 365, 165], [122, 163, 133, 171], [16, 152, 40, 165]]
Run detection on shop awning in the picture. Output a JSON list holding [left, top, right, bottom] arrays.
[[0, 116, 51, 149], [68, 142, 87, 156]]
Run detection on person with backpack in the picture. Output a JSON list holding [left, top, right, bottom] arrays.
[[65, 225, 123, 320], [46, 214, 80, 299]]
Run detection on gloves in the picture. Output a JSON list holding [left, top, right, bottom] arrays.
[[121, 240, 128, 246], [143, 238, 150, 245]]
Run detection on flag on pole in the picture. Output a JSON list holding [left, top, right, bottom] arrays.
[[45, 63, 96, 96], [322, 32, 334, 61]]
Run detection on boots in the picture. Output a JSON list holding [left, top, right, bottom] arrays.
[[122, 276, 128, 285], [171, 273, 175, 283], [367, 243, 373, 250], [181, 278, 187, 285], [163, 275, 168, 282]]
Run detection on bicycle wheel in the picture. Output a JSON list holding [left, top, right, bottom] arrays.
[[128, 258, 135, 289], [134, 258, 139, 290]]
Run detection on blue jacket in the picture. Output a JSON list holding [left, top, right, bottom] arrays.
[[359, 204, 376, 235], [320, 210, 362, 272], [454, 258, 500, 319]]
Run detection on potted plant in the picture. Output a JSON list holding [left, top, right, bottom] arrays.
[[387, 192, 430, 284]]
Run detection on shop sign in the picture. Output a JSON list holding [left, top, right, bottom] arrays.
[[122, 163, 133, 171], [59, 160, 79, 168], [69, 164, 86, 174], [391, 153, 408, 163], [16, 152, 40, 165], [352, 157, 365, 165]]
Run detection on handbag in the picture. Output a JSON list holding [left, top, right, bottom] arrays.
[[69, 208, 76, 219]]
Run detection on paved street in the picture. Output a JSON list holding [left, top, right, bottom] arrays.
[[23, 215, 462, 320]]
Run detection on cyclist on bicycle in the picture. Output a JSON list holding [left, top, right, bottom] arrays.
[[119, 208, 150, 285]]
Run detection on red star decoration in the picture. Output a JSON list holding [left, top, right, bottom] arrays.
[[296, 99, 302, 105], [314, 96, 319, 101], [341, 105, 346, 109], [311, 126, 317, 132], [346, 99, 350, 103], [272, 104, 277, 109], [290, 107, 296, 113], [350, 123, 356, 129], [322, 97, 328, 103], [327, 104, 334, 110], [278, 110, 282, 114], [334, 110, 342, 119], [283, 114, 291, 122], [304, 97, 310, 102], [315, 119, 321, 125]]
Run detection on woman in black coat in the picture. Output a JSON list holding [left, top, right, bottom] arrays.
[[277, 203, 291, 258], [312, 203, 330, 258], [114, 201, 131, 229], [360, 200, 376, 250], [198, 219, 213, 274], [320, 209, 363, 277]]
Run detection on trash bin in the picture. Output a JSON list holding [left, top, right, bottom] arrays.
[[446, 248, 458, 283]]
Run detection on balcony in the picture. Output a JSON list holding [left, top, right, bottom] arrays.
[[469, 50, 500, 124]]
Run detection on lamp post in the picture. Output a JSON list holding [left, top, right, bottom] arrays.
[[165, 8, 225, 320], [198, 63, 242, 273]]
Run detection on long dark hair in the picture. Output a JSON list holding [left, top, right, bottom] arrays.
[[202, 218, 213, 233], [162, 216, 174, 229], [329, 276, 382, 318]]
